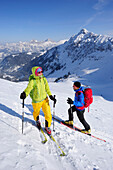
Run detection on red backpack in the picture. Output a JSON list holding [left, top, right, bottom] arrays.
[[83, 88, 93, 112], [78, 88, 93, 112]]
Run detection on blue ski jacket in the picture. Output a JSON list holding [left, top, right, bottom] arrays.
[[73, 86, 85, 111]]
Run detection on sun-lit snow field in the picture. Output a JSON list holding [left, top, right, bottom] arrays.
[[0, 78, 113, 170]]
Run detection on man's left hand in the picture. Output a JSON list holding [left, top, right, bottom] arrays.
[[49, 95, 57, 104]]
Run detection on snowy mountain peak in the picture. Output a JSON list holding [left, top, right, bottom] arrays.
[[79, 28, 89, 34], [68, 28, 91, 44], [45, 38, 53, 42], [30, 40, 39, 43], [67, 28, 113, 49]]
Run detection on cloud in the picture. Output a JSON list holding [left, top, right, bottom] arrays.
[[81, 0, 111, 28], [80, 12, 103, 28], [93, 0, 109, 11], [80, 0, 112, 32]]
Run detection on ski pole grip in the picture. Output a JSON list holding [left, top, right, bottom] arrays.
[[53, 95, 56, 107]]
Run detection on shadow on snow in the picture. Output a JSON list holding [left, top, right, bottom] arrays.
[[0, 103, 62, 128]]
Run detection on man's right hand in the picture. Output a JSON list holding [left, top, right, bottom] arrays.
[[67, 97, 73, 104], [20, 91, 26, 99]]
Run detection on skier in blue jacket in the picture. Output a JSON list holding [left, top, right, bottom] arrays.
[[65, 81, 91, 134]]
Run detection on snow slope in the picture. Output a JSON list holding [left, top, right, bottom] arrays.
[[0, 78, 113, 170]]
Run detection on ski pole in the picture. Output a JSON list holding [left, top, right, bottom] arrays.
[[22, 99, 24, 134], [70, 103, 73, 126], [53, 95, 56, 132], [70, 104, 72, 114]]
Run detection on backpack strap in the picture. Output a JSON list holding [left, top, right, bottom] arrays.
[[76, 90, 83, 96], [33, 79, 36, 88], [43, 77, 46, 85]]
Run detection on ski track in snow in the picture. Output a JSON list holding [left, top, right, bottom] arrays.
[[0, 79, 113, 170]]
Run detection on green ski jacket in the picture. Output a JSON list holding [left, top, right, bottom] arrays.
[[24, 66, 52, 103]]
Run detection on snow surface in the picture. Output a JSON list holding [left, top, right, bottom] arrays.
[[0, 78, 113, 170]]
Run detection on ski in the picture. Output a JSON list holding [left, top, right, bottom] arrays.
[[49, 134, 66, 156], [53, 117, 106, 142], [40, 127, 48, 144], [44, 129, 66, 156], [37, 124, 65, 156], [35, 125, 47, 144], [24, 120, 47, 143]]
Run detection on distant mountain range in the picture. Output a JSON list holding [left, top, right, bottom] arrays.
[[0, 39, 67, 61], [0, 28, 113, 82]]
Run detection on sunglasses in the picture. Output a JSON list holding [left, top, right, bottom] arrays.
[[37, 71, 43, 74]]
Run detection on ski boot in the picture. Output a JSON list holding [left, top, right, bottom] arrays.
[[45, 127, 51, 135], [64, 120, 73, 127], [45, 120, 51, 135], [81, 129, 91, 134], [36, 120, 41, 130]]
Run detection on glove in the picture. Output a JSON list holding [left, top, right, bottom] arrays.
[[49, 95, 57, 104], [20, 91, 26, 99], [67, 97, 73, 104]]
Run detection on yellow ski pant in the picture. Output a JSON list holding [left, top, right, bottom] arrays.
[[32, 97, 52, 127]]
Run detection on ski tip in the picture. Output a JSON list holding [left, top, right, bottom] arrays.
[[60, 153, 66, 156], [41, 139, 47, 144], [103, 140, 106, 142]]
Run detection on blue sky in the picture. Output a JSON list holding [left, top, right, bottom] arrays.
[[0, 0, 113, 42]]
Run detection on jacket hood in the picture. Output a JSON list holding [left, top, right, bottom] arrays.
[[32, 66, 43, 79]]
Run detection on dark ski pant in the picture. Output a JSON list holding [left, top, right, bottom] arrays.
[[68, 105, 90, 131]]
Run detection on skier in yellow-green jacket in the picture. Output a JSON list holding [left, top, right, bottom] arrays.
[[20, 66, 56, 135]]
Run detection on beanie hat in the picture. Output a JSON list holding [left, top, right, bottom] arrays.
[[74, 81, 81, 88]]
